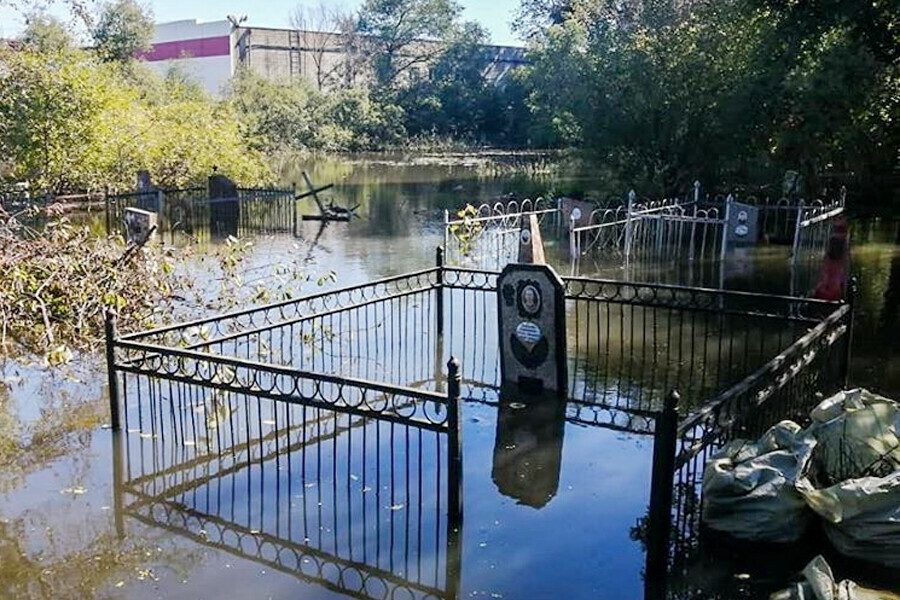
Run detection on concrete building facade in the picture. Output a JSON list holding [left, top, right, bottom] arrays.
[[141, 19, 527, 96]]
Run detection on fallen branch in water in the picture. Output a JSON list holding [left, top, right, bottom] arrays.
[[0, 206, 176, 362]]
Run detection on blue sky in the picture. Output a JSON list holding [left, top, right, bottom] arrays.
[[0, 0, 525, 46]]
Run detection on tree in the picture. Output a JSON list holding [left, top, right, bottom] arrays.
[[519, 0, 899, 195], [357, 0, 462, 89], [290, 2, 349, 90], [92, 0, 153, 63], [20, 12, 74, 53]]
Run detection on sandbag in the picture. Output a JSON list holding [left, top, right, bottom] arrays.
[[805, 389, 900, 487], [797, 472, 900, 567], [769, 555, 900, 600], [796, 389, 900, 567], [702, 420, 817, 542]]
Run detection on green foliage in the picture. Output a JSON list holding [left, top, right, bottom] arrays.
[[520, 0, 900, 195], [92, 0, 154, 63], [358, 0, 462, 88], [0, 206, 176, 356], [20, 12, 74, 53], [0, 45, 271, 192], [229, 69, 405, 152]]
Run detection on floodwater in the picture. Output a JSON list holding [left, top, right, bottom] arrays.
[[1, 153, 899, 600]]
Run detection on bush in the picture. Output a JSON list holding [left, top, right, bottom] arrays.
[[0, 46, 271, 193]]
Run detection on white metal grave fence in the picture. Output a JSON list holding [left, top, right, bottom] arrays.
[[442, 197, 559, 269]]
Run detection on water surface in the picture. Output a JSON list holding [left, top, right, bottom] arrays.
[[2, 154, 899, 599]]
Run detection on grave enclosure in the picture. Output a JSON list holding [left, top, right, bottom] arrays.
[[443, 185, 846, 292], [106, 190, 854, 597]]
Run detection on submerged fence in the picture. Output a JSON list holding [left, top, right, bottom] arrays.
[[105, 185, 298, 241], [113, 378, 461, 600], [442, 186, 847, 294], [443, 198, 559, 269], [107, 247, 853, 597]]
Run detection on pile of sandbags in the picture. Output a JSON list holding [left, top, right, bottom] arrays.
[[769, 555, 900, 600], [702, 389, 900, 567], [798, 389, 900, 568]]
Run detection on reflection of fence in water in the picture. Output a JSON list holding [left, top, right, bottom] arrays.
[[116, 375, 458, 600]]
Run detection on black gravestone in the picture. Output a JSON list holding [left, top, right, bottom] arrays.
[[208, 173, 239, 237]]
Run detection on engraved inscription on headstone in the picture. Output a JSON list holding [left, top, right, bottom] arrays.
[[497, 263, 567, 395]]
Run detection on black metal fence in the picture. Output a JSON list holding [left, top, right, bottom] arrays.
[[106, 248, 853, 597], [112, 376, 461, 600], [105, 186, 297, 241]]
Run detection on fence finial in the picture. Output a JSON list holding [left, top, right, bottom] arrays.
[[447, 357, 461, 400]]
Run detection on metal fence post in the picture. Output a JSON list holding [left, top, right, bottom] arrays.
[[688, 181, 700, 260], [105, 308, 121, 431], [625, 190, 636, 262], [569, 213, 578, 260], [790, 200, 805, 263], [447, 357, 463, 528], [447, 356, 464, 600], [646, 390, 679, 593], [443, 209, 450, 260], [719, 194, 732, 263], [842, 276, 858, 388], [104, 186, 111, 235], [436, 246, 445, 338], [292, 182, 298, 236]]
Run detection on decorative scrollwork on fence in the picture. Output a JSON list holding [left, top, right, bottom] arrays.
[[122, 268, 441, 348], [115, 341, 450, 431]]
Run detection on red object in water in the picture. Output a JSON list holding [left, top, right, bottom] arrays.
[[813, 217, 850, 301]]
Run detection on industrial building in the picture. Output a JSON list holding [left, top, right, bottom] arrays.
[[141, 19, 528, 96]]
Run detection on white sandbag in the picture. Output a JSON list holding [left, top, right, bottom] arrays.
[[702, 420, 817, 542], [797, 471, 900, 568], [796, 389, 900, 567], [806, 389, 900, 486], [768, 555, 900, 600]]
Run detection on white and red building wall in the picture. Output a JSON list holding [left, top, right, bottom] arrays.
[[140, 19, 236, 96]]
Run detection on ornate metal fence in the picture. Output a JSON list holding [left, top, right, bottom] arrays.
[[789, 194, 847, 296], [105, 185, 297, 241], [112, 377, 461, 600], [106, 249, 853, 597], [435, 186, 849, 294], [567, 187, 727, 285], [442, 198, 559, 269], [666, 296, 852, 593]]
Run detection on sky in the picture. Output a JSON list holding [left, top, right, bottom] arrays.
[[0, 0, 525, 46]]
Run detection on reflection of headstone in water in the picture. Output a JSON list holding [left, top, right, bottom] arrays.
[[208, 173, 239, 237], [491, 395, 566, 508]]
